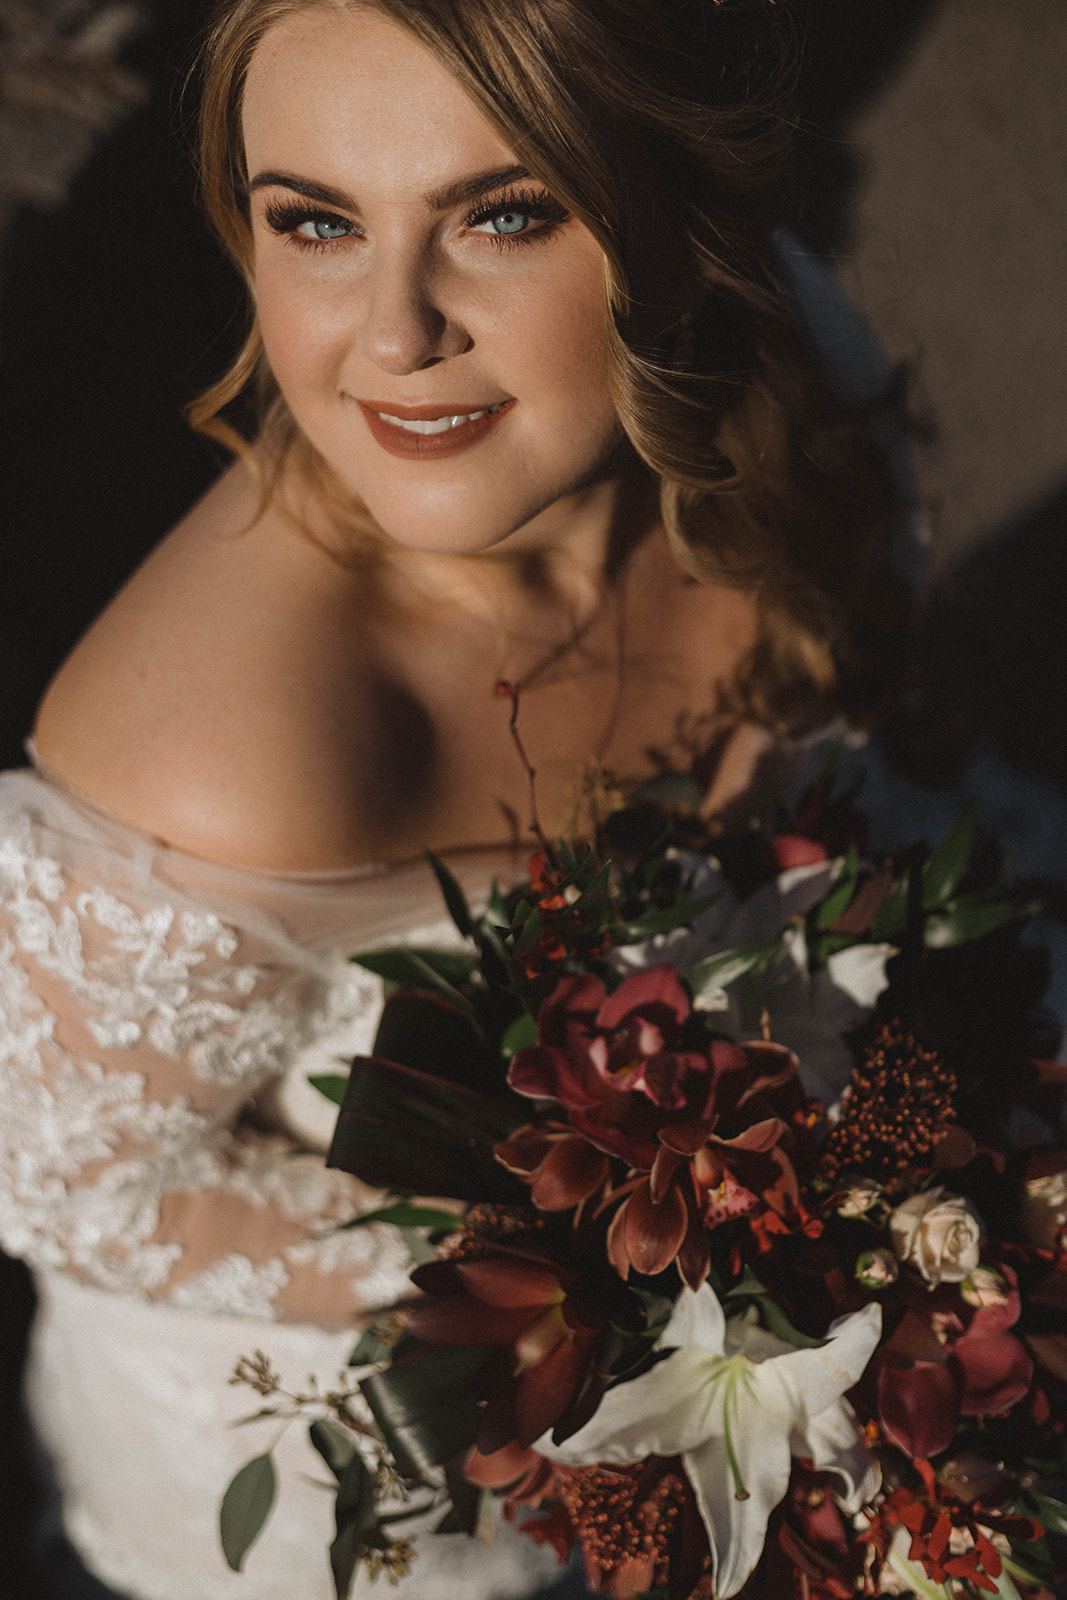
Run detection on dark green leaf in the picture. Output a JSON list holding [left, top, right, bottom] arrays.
[[353, 952, 484, 1040], [425, 851, 475, 939], [220, 1452, 277, 1572], [1019, 1490, 1067, 1539], [327, 1056, 524, 1201], [814, 844, 858, 931], [308, 1073, 348, 1106], [570, 859, 613, 916], [371, 990, 498, 1093], [438, 1459, 484, 1537], [924, 897, 1020, 948], [685, 939, 781, 1008], [513, 906, 545, 962], [558, 839, 580, 875], [620, 888, 723, 942], [871, 869, 910, 942], [341, 1202, 463, 1233], [501, 1011, 538, 1055], [330, 1452, 378, 1600], [1006, 1533, 1054, 1588], [361, 1345, 485, 1480], [309, 1419, 358, 1483], [922, 806, 976, 909], [758, 1297, 830, 1350], [351, 946, 476, 989]]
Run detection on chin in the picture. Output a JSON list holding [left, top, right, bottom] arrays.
[[355, 473, 599, 558]]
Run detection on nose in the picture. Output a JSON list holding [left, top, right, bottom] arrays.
[[357, 252, 471, 375]]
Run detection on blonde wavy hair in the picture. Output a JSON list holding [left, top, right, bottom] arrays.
[[189, 0, 911, 732]]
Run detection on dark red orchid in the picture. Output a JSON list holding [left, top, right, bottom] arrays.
[[408, 1251, 605, 1451], [876, 1269, 1033, 1459], [495, 1122, 610, 1212], [507, 967, 724, 1170]]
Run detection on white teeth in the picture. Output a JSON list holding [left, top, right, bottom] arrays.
[[377, 403, 503, 435]]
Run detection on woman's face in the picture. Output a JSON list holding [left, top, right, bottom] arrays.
[[242, 4, 621, 555]]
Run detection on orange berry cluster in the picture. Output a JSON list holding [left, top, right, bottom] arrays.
[[556, 1465, 683, 1579], [819, 1020, 957, 1189]]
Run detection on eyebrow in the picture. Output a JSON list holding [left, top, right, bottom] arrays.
[[246, 164, 533, 213]]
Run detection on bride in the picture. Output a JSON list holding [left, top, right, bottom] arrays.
[[0, 0, 915, 1595]]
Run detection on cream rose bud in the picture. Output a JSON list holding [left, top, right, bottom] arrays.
[[855, 1248, 899, 1290], [889, 1187, 985, 1287], [838, 1179, 885, 1219]]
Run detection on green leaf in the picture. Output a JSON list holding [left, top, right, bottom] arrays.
[[923, 806, 976, 909], [330, 1452, 378, 1600], [924, 897, 1020, 948], [308, 1073, 348, 1106], [513, 906, 545, 962], [341, 1202, 463, 1233], [814, 844, 858, 931], [327, 1056, 524, 1202], [361, 1345, 485, 1479], [1018, 1490, 1067, 1539], [425, 850, 475, 939], [371, 990, 497, 1094], [351, 946, 476, 990], [501, 1011, 538, 1055], [220, 1452, 277, 1572], [872, 868, 910, 942], [437, 1459, 484, 1537], [620, 888, 723, 942], [309, 1418, 358, 1483], [570, 859, 613, 916], [725, 1269, 828, 1348], [685, 938, 781, 1008], [352, 951, 485, 1040]]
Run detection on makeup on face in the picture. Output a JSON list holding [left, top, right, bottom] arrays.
[[242, 5, 620, 557]]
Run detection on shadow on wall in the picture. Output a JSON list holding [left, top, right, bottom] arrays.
[[924, 477, 1067, 798]]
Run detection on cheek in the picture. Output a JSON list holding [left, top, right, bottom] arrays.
[[254, 256, 353, 393]]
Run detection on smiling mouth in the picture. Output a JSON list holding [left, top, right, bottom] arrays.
[[376, 402, 507, 436], [356, 398, 514, 460]]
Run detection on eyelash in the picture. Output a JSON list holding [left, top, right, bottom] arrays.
[[261, 186, 570, 255]]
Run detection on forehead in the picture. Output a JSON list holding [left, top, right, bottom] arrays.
[[242, 6, 517, 193]]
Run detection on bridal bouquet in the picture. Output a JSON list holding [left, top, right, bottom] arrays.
[[224, 754, 1067, 1600]]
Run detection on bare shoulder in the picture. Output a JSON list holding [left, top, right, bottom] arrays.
[[34, 462, 381, 870]]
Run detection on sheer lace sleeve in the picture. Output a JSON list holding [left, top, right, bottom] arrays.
[[0, 770, 422, 1327]]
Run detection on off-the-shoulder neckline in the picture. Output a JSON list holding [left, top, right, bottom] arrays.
[[23, 737, 521, 887]]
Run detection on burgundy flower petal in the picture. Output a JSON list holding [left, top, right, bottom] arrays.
[[458, 1258, 564, 1309], [508, 1045, 573, 1102], [953, 1331, 1033, 1417], [623, 1177, 689, 1277], [596, 965, 690, 1034], [515, 1329, 593, 1447], [537, 973, 606, 1050], [650, 1142, 686, 1204], [408, 1295, 537, 1346], [773, 834, 829, 870], [530, 1136, 609, 1212], [606, 1197, 632, 1279], [677, 1212, 712, 1290], [877, 1360, 961, 1459], [495, 1131, 557, 1177]]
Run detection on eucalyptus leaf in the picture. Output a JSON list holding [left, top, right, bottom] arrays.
[[219, 1452, 277, 1572], [349, 1323, 396, 1368], [309, 1418, 358, 1483], [425, 850, 475, 939], [330, 1452, 377, 1600], [922, 805, 976, 909], [308, 1073, 348, 1106]]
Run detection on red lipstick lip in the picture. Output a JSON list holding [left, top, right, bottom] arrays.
[[356, 398, 514, 461]]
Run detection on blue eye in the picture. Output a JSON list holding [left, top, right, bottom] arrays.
[[481, 209, 530, 236], [296, 217, 351, 241]]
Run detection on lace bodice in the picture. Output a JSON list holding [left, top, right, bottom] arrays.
[[0, 764, 521, 1325]]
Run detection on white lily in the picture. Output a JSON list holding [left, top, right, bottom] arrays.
[[538, 1285, 882, 1598]]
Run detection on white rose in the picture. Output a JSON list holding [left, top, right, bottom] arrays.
[[889, 1187, 985, 1287]]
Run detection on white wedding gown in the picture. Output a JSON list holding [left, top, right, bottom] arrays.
[[0, 759, 565, 1599]]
